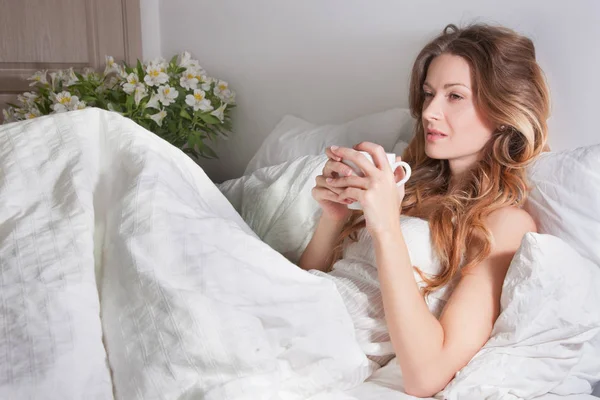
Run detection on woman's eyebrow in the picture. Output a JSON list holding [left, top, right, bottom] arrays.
[[423, 81, 471, 90]]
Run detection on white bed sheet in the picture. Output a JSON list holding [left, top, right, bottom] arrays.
[[346, 383, 598, 400]]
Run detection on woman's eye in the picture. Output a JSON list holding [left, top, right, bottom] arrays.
[[449, 93, 464, 101], [423, 91, 433, 98]]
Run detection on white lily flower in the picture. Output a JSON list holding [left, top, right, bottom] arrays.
[[145, 93, 161, 109], [104, 56, 121, 75], [146, 57, 168, 73], [157, 84, 178, 106], [180, 68, 200, 90], [24, 107, 42, 119], [118, 65, 128, 79], [185, 89, 213, 112], [201, 76, 213, 91], [210, 102, 227, 122], [27, 70, 48, 87], [123, 73, 140, 94], [49, 70, 65, 89], [214, 80, 236, 104], [2, 108, 16, 123], [17, 92, 38, 107], [63, 68, 78, 87], [134, 84, 148, 106], [150, 109, 167, 126], [103, 76, 120, 90], [51, 91, 79, 113], [144, 64, 169, 86], [82, 67, 96, 79], [24, 92, 38, 102], [178, 51, 205, 73]]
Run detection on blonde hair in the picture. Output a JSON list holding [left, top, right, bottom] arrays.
[[330, 24, 550, 296]]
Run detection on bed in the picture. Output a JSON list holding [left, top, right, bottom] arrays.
[[0, 108, 599, 399]]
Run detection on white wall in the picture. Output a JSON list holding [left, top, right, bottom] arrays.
[[141, 0, 600, 182]]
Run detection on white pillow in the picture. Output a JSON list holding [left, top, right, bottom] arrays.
[[244, 108, 414, 175], [526, 145, 600, 267], [440, 233, 600, 399]]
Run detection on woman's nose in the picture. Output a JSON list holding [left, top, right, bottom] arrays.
[[422, 96, 443, 121]]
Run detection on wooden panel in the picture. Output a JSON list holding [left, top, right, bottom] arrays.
[[95, 0, 126, 65], [0, 0, 141, 122], [123, 0, 143, 63], [0, 0, 90, 64]]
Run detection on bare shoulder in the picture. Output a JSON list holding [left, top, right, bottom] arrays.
[[485, 206, 537, 249]]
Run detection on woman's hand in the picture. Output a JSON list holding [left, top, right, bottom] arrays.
[[311, 146, 358, 222], [327, 142, 406, 236]]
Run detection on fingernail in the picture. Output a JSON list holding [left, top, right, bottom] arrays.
[[331, 145, 339, 151], [346, 170, 353, 176], [326, 178, 333, 183]]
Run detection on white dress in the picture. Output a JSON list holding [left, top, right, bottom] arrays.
[[310, 215, 458, 370]]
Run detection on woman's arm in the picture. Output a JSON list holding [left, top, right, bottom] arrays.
[[373, 207, 536, 397], [324, 143, 536, 396], [298, 213, 347, 272]]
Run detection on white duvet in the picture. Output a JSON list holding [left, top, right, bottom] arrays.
[[1, 108, 599, 400], [0, 109, 372, 400]]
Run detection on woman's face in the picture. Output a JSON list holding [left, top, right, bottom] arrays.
[[421, 53, 495, 174]]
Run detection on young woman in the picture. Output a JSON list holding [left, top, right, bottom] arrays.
[[299, 23, 550, 397]]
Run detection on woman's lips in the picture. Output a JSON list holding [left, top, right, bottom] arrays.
[[426, 129, 448, 141]]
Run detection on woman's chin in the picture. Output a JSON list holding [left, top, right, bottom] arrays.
[[424, 146, 446, 160]]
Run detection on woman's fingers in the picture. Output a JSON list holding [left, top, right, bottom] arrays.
[[338, 187, 365, 203], [312, 186, 352, 204], [323, 159, 355, 178], [315, 175, 343, 195], [325, 146, 342, 162], [353, 142, 391, 173], [326, 175, 369, 190], [333, 146, 379, 176]]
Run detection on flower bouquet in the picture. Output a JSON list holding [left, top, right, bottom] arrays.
[[2, 52, 236, 159]]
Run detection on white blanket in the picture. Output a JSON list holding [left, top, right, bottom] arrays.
[[0, 109, 371, 400], [218, 153, 600, 399]]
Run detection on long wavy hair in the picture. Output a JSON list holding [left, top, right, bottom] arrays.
[[330, 23, 550, 296]]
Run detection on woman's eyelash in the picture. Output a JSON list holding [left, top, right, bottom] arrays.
[[422, 91, 463, 101]]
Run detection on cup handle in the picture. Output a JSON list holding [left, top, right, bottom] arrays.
[[391, 161, 411, 186]]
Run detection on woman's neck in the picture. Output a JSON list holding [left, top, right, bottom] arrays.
[[448, 155, 478, 190]]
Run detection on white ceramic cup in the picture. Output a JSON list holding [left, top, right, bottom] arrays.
[[341, 151, 411, 210]]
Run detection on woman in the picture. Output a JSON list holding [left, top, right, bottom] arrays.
[[299, 23, 550, 397]]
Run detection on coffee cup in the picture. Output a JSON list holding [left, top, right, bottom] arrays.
[[341, 151, 411, 210]]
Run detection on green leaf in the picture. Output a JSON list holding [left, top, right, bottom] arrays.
[[125, 94, 134, 111], [169, 54, 178, 67], [137, 60, 144, 78], [179, 108, 192, 120], [167, 119, 176, 133], [199, 113, 220, 125]]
